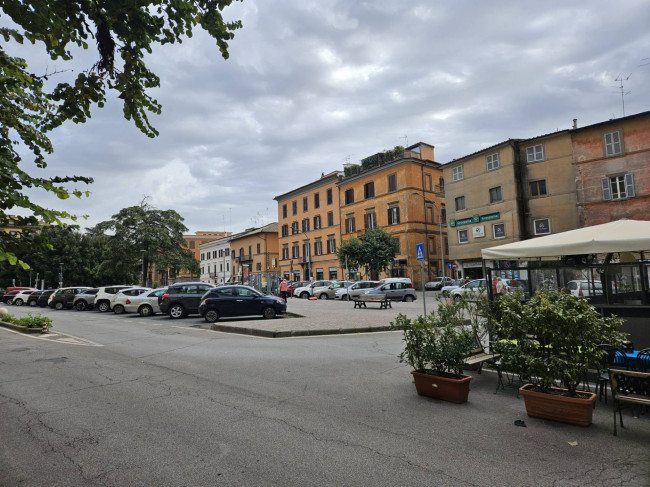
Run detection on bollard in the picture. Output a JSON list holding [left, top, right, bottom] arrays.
[[41, 321, 48, 334]]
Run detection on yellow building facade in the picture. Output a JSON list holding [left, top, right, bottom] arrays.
[[230, 223, 279, 293]]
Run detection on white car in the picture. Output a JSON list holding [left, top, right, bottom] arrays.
[[566, 280, 603, 297], [11, 289, 38, 306], [110, 287, 153, 314], [94, 285, 134, 312], [293, 280, 334, 299], [450, 279, 488, 299], [441, 279, 462, 297]]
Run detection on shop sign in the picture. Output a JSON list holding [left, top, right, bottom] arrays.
[[449, 212, 500, 227]]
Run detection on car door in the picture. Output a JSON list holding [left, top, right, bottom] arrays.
[[144, 289, 166, 312], [212, 287, 237, 317], [232, 287, 260, 317]]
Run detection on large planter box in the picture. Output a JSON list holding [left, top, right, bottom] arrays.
[[411, 370, 472, 404], [519, 383, 597, 426], [0, 320, 45, 334]]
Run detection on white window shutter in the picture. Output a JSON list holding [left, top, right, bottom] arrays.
[[601, 178, 611, 201], [624, 173, 635, 198]]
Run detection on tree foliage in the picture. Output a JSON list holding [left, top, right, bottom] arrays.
[[337, 227, 399, 279], [95, 198, 199, 284], [1, 1, 242, 268]]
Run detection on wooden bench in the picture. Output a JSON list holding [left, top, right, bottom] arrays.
[[463, 335, 500, 375], [609, 369, 650, 435], [352, 293, 391, 309]]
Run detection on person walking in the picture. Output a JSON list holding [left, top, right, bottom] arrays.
[[280, 279, 289, 302], [496, 277, 505, 295]]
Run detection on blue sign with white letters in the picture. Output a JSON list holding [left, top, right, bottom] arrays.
[[415, 243, 424, 261]]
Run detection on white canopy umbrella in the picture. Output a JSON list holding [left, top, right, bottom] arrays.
[[481, 219, 650, 260]]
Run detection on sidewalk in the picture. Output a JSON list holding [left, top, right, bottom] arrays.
[[206, 294, 433, 337]]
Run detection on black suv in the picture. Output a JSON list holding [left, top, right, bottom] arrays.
[[159, 282, 216, 319], [49, 287, 91, 310]]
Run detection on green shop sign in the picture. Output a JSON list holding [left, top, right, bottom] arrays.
[[449, 212, 500, 227]]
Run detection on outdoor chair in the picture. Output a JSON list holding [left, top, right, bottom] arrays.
[[635, 349, 650, 373], [595, 344, 627, 405]]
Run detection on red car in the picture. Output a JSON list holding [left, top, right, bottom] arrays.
[[287, 281, 311, 297]]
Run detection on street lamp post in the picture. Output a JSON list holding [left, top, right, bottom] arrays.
[[58, 262, 64, 288], [140, 250, 146, 287], [303, 234, 311, 281]]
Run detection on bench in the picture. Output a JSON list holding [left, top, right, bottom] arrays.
[[463, 334, 500, 375], [352, 293, 392, 309], [609, 369, 650, 435]]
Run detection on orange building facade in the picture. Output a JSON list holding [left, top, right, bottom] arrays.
[[230, 223, 279, 294]]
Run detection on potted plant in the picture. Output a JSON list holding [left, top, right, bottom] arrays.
[[391, 298, 476, 403], [492, 289, 624, 426]]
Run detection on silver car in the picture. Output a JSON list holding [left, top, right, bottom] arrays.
[[110, 287, 153, 315], [315, 281, 354, 300], [334, 281, 380, 301]]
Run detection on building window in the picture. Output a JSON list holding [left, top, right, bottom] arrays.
[[344, 188, 354, 205], [602, 174, 635, 200], [256, 262, 262, 272], [225, 248, 230, 256], [387, 206, 400, 225], [455, 196, 465, 211], [493, 223, 506, 239], [291, 221, 298, 235], [303, 242, 310, 260], [345, 215, 356, 233], [314, 240, 322, 256], [282, 204, 287, 218], [529, 180, 547, 198], [428, 237, 436, 254], [526, 144, 544, 163], [327, 188, 333, 205], [426, 206, 434, 223], [533, 218, 551, 235], [303, 197, 308, 212], [364, 212, 376, 229], [256, 243, 261, 254], [314, 192, 320, 209], [452, 165, 464, 181], [326, 236, 336, 254], [313, 215, 321, 230], [327, 211, 334, 227], [281, 224, 289, 237], [364, 181, 375, 199], [189, 241, 195, 249], [292, 243, 300, 259], [393, 237, 400, 253], [458, 229, 469, 244], [486, 153, 499, 171], [302, 218, 310, 233], [282, 245, 289, 260], [388, 173, 397, 192], [425, 173, 433, 191], [489, 186, 502, 203], [292, 201, 297, 215], [603, 130, 623, 156]]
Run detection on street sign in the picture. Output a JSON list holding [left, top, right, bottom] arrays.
[[447, 262, 457, 269], [415, 243, 424, 261]]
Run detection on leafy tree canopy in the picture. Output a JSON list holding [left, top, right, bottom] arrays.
[[1, 1, 242, 268], [337, 227, 399, 279]]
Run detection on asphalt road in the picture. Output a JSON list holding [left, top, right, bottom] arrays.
[[1, 305, 649, 486]]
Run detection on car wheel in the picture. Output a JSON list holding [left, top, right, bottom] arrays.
[[138, 305, 153, 317], [453, 294, 461, 300], [342, 295, 349, 301], [204, 309, 219, 323], [403, 295, 414, 302], [54, 301, 64, 310], [318, 293, 328, 300], [168, 304, 185, 319], [97, 301, 110, 312], [113, 304, 125, 315], [75, 301, 87, 311], [14, 298, 24, 306], [262, 306, 276, 319], [300, 292, 310, 299], [28, 299, 37, 307]]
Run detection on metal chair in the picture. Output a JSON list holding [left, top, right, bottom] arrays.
[[635, 349, 650, 373], [595, 344, 628, 404]]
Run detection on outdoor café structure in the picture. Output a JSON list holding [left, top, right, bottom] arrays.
[[480, 219, 650, 348]]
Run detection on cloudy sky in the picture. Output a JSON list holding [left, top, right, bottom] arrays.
[[9, 0, 650, 235]]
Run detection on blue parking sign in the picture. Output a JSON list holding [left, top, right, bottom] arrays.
[[415, 243, 424, 261]]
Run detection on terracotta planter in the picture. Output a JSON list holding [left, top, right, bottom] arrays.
[[519, 383, 597, 426], [411, 370, 472, 404]]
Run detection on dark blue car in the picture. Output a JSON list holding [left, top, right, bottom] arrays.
[[199, 285, 287, 323]]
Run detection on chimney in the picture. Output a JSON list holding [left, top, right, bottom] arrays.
[[572, 119, 577, 129]]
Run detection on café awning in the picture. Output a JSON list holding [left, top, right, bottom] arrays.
[[481, 219, 650, 260]]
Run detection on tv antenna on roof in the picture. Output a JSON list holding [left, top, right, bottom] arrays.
[[343, 154, 352, 168], [613, 74, 631, 116], [400, 135, 408, 147]]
